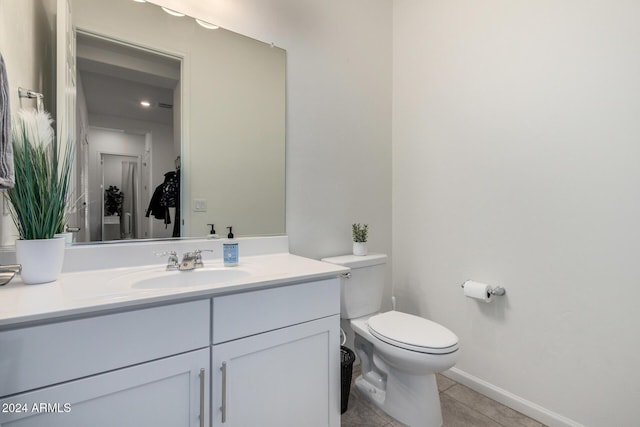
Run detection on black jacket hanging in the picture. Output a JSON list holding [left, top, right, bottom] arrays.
[[172, 170, 180, 237], [146, 171, 178, 225]]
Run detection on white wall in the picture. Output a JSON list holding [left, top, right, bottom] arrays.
[[0, 0, 55, 245], [148, 0, 393, 265], [393, 1, 640, 426]]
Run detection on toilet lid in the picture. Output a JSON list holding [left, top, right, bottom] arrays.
[[367, 311, 459, 354]]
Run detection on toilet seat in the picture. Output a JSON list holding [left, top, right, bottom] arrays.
[[367, 311, 459, 354]]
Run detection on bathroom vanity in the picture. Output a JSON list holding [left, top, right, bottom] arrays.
[[0, 237, 348, 427]]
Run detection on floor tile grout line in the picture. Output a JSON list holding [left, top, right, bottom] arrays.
[[439, 378, 508, 427], [442, 383, 544, 427], [442, 389, 514, 427], [438, 382, 457, 393], [441, 379, 535, 427]]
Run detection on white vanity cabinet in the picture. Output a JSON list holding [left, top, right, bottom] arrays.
[[211, 279, 341, 427], [0, 300, 210, 427], [0, 269, 343, 427]]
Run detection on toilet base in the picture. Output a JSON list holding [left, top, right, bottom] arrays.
[[355, 369, 443, 427]]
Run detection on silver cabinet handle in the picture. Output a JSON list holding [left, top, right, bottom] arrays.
[[199, 368, 205, 427], [221, 362, 227, 423]]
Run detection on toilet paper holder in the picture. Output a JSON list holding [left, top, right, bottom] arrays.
[[460, 282, 506, 296]]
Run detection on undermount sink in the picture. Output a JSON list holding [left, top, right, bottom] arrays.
[[127, 267, 252, 290]]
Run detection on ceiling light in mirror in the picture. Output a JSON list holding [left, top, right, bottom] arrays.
[[140, 100, 151, 107], [161, 7, 185, 17], [195, 19, 219, 30]]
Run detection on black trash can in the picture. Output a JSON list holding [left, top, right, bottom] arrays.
[[340, 345, 356, 414]]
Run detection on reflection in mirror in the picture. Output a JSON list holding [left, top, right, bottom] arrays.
[[68, 0, 286, 243], [0, 0, 286, 246], [0, 0, 57, 247], [74, 32, 181, 242]]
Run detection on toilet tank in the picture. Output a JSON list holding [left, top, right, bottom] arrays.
[[321, 253, 387, 319]]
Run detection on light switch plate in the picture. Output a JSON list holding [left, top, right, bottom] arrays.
[[193, 199, 207, 212]]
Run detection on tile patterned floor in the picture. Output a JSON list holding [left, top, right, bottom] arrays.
[[341, 367, 546, 427]]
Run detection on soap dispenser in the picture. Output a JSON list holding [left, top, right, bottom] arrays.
[[223, 226, 238, 266], [207, 223, 219, 239]]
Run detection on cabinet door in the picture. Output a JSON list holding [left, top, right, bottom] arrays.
[[212, 315, 340, 427], [0, 349, 209, 427]]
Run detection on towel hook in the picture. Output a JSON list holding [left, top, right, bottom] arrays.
[[18, 87, 44, 112]]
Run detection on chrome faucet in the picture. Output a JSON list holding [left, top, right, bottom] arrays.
[[156, 251, 180, 270], [180, 250, 213, 270], [180, 251, 199, 270], [0, 264, 21, 286], [157, 249, 213, 271]]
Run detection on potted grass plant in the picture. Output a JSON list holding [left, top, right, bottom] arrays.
[[104, 185, 123, 216], [352, 223, 368, 256], [6, 109, 74, 284]]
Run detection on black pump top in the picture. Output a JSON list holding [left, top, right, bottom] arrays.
[[207, 224, 216, 234], [227, 226, 234, 238]]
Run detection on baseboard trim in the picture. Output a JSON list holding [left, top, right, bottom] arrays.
[[443, 368, 584, 427]]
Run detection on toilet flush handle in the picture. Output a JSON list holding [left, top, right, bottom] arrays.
[[340, 272, 352, 279]]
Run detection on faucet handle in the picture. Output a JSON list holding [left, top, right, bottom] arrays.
[[193, 249, 213, 267], [155, 250, 179, 270], [155, 250, 177, 256], [194, 249, 213, 255], [155, 250, 178, 261]]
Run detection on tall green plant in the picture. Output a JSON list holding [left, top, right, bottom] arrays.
[[6, 110, 74, 240]]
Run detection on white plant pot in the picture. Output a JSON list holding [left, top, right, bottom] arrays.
[[16, 237, 66, 285], [353, 242, 368, 256], [54, 232, 74, 245]]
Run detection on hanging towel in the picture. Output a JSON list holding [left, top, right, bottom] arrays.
[[0, 53, 14, 189]]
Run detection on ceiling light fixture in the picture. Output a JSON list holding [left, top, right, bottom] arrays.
[[195, 19, 219, 30], [140, 101, 151, 107], [161, 7, 185, 17]]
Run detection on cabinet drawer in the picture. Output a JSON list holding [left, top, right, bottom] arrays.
[[0, 348, 209, 427], [0, 300, 209, 397], [212, 279, 339, 344]]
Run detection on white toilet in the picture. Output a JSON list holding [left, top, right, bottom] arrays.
[[322, 253, 459, 427]]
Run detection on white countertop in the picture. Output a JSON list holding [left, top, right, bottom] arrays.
[[0, 253, 349, 328]]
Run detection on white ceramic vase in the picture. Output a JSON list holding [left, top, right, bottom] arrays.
[[54, 232, 74, 245], [16, 237, 66, 284], [353, 242, 368, 256]]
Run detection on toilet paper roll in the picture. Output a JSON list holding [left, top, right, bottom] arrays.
[[463, 280, 493, 303]]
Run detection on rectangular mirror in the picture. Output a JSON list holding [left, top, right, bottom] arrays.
[[2, 0, 286, 245]]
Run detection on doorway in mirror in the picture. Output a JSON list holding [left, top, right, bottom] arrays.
[[74, 32, 181, 242]]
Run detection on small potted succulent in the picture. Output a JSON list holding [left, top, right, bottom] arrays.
[[352, 223, 368, 256]]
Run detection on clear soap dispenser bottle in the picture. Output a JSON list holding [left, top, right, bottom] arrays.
[[207, 223, 220, 239], [223, 226, 238, 267]]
